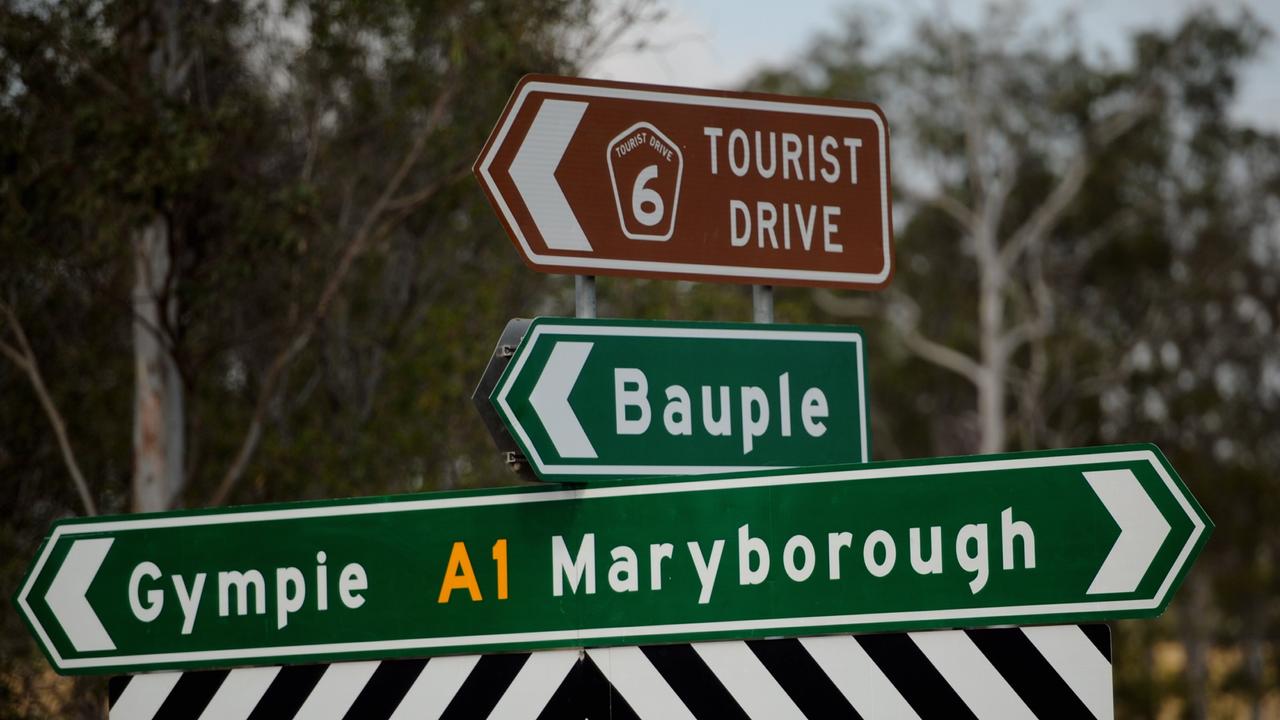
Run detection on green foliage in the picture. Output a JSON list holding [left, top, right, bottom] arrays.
[[746, 7, 1280, 717], [1, 0, 596, 715]]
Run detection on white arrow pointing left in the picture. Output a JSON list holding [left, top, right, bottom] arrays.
[[529, 341, 597, 459], [45, 537, 116, 652], [509, 99, 591, 252], [1085, 469, 1171, 595]]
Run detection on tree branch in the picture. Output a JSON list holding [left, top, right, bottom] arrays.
[[813, 287, 982, 386], [1001, 317, 1050, 356], [0, 338, 26, 369], [574, 0, 668, 71], [811, 288, 879, 318], [898, 184, 977, 231], [888, 291, 984, 385], [384, 164, 471, 213], [948, 29, 988, 201], [1014, 242, 1054, 448], [0, 303, 97, 515], [900, 325, 984, 387], [0, 5, 129, 103], [999, 92, 1156, 271], [207, 85, 456, 507]]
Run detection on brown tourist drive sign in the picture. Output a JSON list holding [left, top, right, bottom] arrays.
[[475, 75, 893, 289]]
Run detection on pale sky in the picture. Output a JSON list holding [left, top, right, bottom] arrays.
[[588, 0, 1280, 130]]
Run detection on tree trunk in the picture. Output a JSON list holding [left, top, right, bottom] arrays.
[[1245, 597, 1264, 720], [1178, 571, 1211, 719], [131, 0, 188, 513], [131, 216, 184, 512], [977, 251, 1007, 454]]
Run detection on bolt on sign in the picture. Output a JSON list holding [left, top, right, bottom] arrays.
[[474, 75, 894, 289], [15, 444, 1207, 675], [484, 318, 870, 483]]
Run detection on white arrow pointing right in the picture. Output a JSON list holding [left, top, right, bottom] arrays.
[[509, 99, 591, 252], [529, 341, 597, 459], [1084, 469, 1171, 595], [45, 537, 116, 652]]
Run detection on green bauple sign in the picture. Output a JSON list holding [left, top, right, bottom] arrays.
[[489, 318, 870, 482], [15, 444, 1209, 676]]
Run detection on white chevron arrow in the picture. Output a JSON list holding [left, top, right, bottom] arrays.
[[509, 99, 592, 252], [529, 341, 597, 459], [45, 537, 116, 652], [1084, 469, 1171, 595]]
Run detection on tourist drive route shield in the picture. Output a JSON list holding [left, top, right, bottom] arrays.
[[485, 317, 870, 482], [474, 75, 893, 289], [16, 444, 1207, 675]]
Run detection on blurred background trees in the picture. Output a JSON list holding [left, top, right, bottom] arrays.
[[0, 0, 621, 711], [1, 0, 1276, 717], [747, 7, 1280, 717]]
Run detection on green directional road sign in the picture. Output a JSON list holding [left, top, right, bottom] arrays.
[[16, 444, 1207, 675], [486, 318, 870, 482]]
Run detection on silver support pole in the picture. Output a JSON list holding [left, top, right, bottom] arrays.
[[752, 285, 774, 323], [575, 275, 597, 319]]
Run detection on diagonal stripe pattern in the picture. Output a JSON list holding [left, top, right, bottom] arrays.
[[109, 625, 1112, 719]]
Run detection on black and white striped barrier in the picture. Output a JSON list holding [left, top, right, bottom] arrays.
[[109, 624, 1111, 719]]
